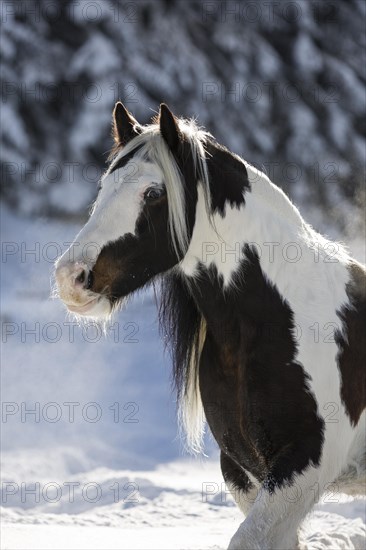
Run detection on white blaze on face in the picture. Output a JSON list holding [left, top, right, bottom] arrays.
[[59, 158, 164, 267], [55, 157, 164, 318]]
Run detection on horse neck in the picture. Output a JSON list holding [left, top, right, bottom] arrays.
[[179, 158, 350, 332], [181, 161, 305, 287]]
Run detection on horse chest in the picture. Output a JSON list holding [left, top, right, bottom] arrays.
[[199, 325, 325, 486], [198, 330, 270, 481]]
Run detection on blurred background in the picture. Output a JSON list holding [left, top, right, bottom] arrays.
[[2, 0, 365, 231], [1, 1, 365, 547]]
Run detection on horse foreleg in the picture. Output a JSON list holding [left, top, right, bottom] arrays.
[[227, 465, 322, 550], [220, 451, 259, 517]]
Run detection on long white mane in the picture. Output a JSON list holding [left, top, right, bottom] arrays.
[[108, 119, 212, 453], [108, 119, 211, 259]]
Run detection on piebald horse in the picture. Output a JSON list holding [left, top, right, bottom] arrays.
[[55, 103, 365, 549]]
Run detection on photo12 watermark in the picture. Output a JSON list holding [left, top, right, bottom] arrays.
[[1, 479, 140, 505], [2, 401, 140, 424]]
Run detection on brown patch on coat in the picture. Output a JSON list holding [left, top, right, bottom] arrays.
[[220, 340, 241, 376], [336, 261, 366, 426], [197, 247, 324, 492], [91, 252, 122, 296]]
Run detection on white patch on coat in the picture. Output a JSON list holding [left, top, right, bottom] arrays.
[[179, 162, 359, 483]]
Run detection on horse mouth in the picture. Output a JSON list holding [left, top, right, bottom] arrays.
[[65, 297, 100, 314]]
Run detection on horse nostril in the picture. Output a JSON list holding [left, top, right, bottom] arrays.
[[86, 271, 94, 290], [76, 270, 86, 285]]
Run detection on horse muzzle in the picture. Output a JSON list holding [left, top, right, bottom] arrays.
[[54, 261, 111, 318]]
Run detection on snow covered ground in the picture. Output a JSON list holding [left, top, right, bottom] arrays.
[[1, 204, 365, 549], [1, 454, 365, 550]]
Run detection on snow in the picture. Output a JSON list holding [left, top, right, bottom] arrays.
[[0, 103, 29, 150], [2, 524, 228, 550], [1, 204, 365, 549], [1, 453, 365, 550], [2, 0, 365, 229], [294, 33, 323, 74], [68, 33, 120, 79]]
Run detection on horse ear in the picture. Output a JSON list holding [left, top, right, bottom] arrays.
[[159, 103, 181, 150], [113, 102, 141, 146]]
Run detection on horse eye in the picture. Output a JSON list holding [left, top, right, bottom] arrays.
[[144, 185, 166, 201]]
